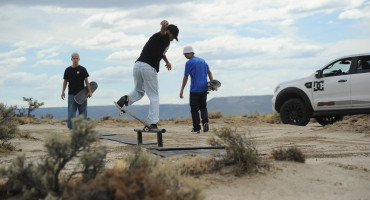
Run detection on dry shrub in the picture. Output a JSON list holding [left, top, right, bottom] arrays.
[[0, 117, 107, 199], [64, 150, 204, 200], [174, 116, 192, 124], [324, 115, 370, 134], [99, 116, 130, 123], [209, 111, 223, 119], [209, 127, 262, 175], [272, 147, 305, 163], [263, 113, 282, 124], [63, 168, 166, 200], [0, 103, 18, 151], [176, 156, 218, 176]]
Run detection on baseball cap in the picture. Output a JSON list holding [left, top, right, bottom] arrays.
[[183, 46, 194, 54], [167, 24, 179, 41]]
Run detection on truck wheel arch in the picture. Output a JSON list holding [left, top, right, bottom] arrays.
[[275, 87, 313, 113]]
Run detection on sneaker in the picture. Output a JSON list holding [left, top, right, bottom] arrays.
[[117, 95, 129, 107], [144, 124, 158, 130], [191, 129, 200, 134], [150, 124, 158, 129], [203, 122, 209, 132]]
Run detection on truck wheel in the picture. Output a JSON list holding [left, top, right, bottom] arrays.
[[315, 116, 343, 126], [280, 98, 310, 126]]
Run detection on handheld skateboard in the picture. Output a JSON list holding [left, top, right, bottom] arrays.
[[207, 80, 221, 92], [74, 81, 98, 104], [114, 101, 165, 133]]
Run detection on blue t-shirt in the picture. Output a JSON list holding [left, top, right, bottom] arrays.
[[184, 57, 209, 92]]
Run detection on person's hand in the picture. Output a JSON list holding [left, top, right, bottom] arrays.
[[180, 91, 184, 99], [61, 92, 65, 100], [87, 92, 92, 98], [160, 20, 169, 27], [165, 62, 172, 71]]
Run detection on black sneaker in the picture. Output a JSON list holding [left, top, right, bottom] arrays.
[[191, 129, 200, 134], [144, 124, 158, 130], [150, 124, 158, 129], [203, 122, 209, 132], [117, 95, 129, 107]]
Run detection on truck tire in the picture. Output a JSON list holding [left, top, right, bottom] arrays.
[[315, 116, 343, 126], [280, 98, 310, 126]]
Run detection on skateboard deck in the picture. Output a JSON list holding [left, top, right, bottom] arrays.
[[74, 81, 98, 104], [113, 101, 165, 132], [207, 79, 221, 91]]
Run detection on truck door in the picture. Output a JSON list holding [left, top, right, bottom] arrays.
[[312, 58, 352, 110], [351, 56, 370, 108]]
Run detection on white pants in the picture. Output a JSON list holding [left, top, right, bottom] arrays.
[[128, 61, 159, 124]]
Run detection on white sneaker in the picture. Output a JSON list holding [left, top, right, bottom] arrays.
[[191, 129, 200, 134]]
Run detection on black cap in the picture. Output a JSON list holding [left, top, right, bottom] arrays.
[[167, 24, 179, 41]]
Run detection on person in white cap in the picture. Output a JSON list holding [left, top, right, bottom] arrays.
[[180, 46, 213, 133], [116, 20, 179, 130]]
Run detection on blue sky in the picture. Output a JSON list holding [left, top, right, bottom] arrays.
[[0, 0, 369, 108]]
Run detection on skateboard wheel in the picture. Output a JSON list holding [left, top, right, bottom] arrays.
[[143, 126, 150, 132], [119, 111, 123, 116]]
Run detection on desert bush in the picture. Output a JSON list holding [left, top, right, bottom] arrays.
[[23, 97, 44, 117], [272, 147, 305, 163], [209, 127, 261, 175], [0, 103, 18, 151], [176, 156, 218, 176], [0, 116, 107, 199], [41, 113, 54, 119], [99, 116, 130, 123], [15, 116, 38, 125], [64, 150, 204, 200], [209, 111, 223, 119], [264, 113, 282, 124]]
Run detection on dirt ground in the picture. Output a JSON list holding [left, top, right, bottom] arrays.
[[1, 115, 370, 200]]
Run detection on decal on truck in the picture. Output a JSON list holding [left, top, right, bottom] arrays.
[[313, 81, 324, 91]]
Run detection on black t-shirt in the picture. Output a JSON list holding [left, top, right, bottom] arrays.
[[136, 32, 170, 72], [63, 65, 89, 95]]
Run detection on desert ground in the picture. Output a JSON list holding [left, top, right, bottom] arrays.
[[1, 114, 370, 200]]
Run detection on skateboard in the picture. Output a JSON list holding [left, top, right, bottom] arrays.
[[74, 81, 98, 104], [113, 101, 165, 132], [207, 79, 221, 92]]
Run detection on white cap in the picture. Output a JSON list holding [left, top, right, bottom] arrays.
[[183, 46, 194, 54]]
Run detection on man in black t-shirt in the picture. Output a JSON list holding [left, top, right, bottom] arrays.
[[117, 20, 179, 130], [61, 52, 92, 129]]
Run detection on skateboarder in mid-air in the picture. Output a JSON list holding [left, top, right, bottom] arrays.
[[180, 46, 213, 134], [117, 19, 179, 130], [61, 52, 92, 129]]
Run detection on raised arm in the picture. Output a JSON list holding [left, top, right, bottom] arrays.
[[160, 20, 169, 35]]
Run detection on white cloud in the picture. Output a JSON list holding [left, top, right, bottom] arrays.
[[82, 30, 147, 50], [0, 56, 27, 65], [105, 50, 141, 63], [36, 47, 60, 59], [339, 5, 370, 19], [34, 59, 66, 66], [91, 66, 133, 83], [0, 47, 26, 58]]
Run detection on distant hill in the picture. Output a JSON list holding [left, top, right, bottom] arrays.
[[33, 95, 273, 120]]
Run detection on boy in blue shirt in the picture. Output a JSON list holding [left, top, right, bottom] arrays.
[[180, 46, 213, 133]]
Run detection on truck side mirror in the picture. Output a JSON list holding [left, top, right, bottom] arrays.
[[315, 70, 322, 78]]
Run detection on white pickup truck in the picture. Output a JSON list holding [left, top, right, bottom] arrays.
[[272, 53, 370, 126]]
